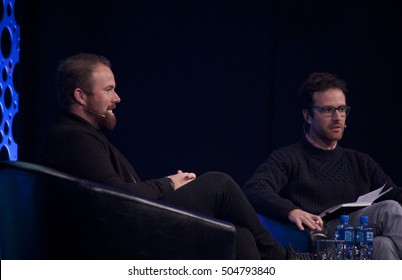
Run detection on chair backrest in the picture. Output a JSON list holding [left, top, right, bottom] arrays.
[[0, 161, 236, 259]]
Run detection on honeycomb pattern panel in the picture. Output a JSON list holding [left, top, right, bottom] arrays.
[[0, 0, 19, 161]]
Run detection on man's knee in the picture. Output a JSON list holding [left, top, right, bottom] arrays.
[[201, 171, 239, 190], [377, 200, 402, 212], [375, 200, 402, 220]]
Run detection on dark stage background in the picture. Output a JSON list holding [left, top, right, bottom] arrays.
[[14, 0, 402, 186]]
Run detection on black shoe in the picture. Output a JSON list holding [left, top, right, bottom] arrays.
[[287, 245, 314, 260]]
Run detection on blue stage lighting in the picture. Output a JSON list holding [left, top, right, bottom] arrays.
[[0, 0, 19, 161]]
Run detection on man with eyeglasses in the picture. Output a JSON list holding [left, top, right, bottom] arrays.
[[242, 72, 402, 259]]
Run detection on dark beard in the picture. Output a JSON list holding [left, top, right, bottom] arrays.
[[100, 112, 117, 130]]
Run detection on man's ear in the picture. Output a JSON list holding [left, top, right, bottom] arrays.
[[302, 109, 312, 124], [73, 88, 86, 106]]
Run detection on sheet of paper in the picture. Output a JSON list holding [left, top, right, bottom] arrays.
[[356, 186, 384, 203], [356, 182, 391, 203]]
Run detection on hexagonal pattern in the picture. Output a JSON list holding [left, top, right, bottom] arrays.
[[0, 0, 19, 161]]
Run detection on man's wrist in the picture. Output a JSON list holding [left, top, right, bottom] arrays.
[[166, 177, 176, 190]]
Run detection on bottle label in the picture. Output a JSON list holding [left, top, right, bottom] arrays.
[[344, 230, 353, 242], [366, 231, 374, 242], [355, 230, 363, 242]]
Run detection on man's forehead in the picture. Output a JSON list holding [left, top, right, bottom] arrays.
[[91, 65, 115, 83], [312, 88, 345, 102]]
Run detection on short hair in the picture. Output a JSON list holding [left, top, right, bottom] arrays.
[[298, 72, 348, 110], [56, 53, 111, 109]]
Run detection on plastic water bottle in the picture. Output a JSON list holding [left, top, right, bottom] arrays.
[[355, 216, 373, 260], [334, 215, 355, 259]]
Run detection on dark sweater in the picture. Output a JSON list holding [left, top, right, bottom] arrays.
[[41, 112, 173, 200], [242, 137, 402, 222]]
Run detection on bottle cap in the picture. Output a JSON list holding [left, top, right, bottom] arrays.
[[340, 215, 349, 222], [360, 216, 369, 223]]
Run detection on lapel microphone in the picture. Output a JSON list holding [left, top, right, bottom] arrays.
[[83, 106, 106, 118]]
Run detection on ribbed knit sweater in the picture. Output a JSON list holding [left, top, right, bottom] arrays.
[[41, 112, 173, 200], [242, 137, 402, 222]]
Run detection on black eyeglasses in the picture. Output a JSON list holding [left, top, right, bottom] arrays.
[[310, 105, 351, 117]]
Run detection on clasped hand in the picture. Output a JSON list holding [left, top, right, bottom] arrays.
[[167, 170, 197, 189]]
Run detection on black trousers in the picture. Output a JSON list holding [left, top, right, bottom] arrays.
[[164, 171, 287, 259]]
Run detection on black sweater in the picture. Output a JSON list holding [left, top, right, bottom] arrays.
[[242, 138, 402, 222], [41, 113, 173, 200]]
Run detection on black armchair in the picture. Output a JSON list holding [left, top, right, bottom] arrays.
[[0, 161, 236, 259]]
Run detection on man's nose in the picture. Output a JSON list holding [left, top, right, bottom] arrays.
[[113, 92, 121, 103], [332, 109, 341, 120]]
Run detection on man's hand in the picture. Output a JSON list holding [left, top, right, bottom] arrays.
[[167, 170, 196, 189], [288, 209, 324, 231]]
